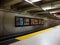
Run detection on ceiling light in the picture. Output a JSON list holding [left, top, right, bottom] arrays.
[[50, 11, 60, 14], [42, 7, 52, 10], [42, 7, 57, 11], [25, 0, 41, 3]]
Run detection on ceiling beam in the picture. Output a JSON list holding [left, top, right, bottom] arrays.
[[37, 14, 60, 20], [1, 0, 24, 8]]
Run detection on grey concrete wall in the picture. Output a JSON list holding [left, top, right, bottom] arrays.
[[44, 17, 60, 28], [0, 10, 60, 36], [0, 10, 43, 36]]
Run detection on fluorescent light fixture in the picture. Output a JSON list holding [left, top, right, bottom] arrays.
[[42, 7, 51, 10], [42, 6, 57, 11], [50, 11, 60, 14], [30, 0, 41, 2], [50, 12, 57, 13], [25, 0, 41, 3]]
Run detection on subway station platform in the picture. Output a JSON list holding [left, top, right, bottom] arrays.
[[0, 0, 60, 45], [0, 25, 60, 45]]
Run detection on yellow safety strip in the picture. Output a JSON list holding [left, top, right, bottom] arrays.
[[15, 25, 60, 41]]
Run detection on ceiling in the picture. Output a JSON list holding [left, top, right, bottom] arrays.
[[0, 0, 60, 20]]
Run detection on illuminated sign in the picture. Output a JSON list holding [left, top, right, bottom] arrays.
[[34, 19, 39, 24], [39, 20, 41, 24], [15, 17, 20, 26], [15, 17, 24, 27], [31, 19, 35, 25], [15, 16, 44, 27], [24, 18, 30, 25], [39, 19, 44, 24], [19, 18, 24, 25]]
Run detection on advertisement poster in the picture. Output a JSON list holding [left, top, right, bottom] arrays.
[[19, 18, 24, 26], [24, 18, 30, 25], [15, 17, 20, 26], [31, 19, 35, 25], [39, 19, 44, 24], [15, 16, 44, 27], [34, 19, 39, 24]]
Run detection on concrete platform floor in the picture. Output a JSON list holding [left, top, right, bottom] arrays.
[[9, 25, 60, 45]]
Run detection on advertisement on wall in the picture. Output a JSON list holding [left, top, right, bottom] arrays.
[[24, 18, 30, 25], [15, 16, 44, 27], [31, 19, 35, 25]]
